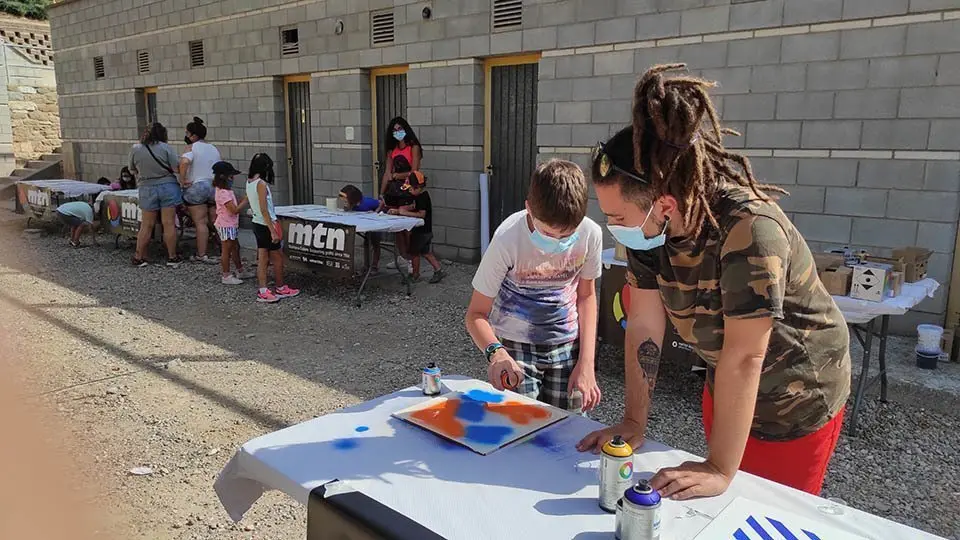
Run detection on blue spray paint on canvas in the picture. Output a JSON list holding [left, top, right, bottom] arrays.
[[464, 389, 505, 403], [332, 438, 359, 450], [455, 399, 487, 422], [354, 425, 370, 433], [464, 425, 513, 446]]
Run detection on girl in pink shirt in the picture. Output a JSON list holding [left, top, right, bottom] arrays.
[[212, 161, 251, 285]]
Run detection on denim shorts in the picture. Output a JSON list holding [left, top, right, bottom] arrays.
[[139, 182, 183, 211], [183, 181, 215, 206], [57, 212, 86, 228]]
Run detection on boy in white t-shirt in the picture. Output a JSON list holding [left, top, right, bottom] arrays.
[[465, 159, 603, 412]]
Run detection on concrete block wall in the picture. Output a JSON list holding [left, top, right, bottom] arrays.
[[48, 0, 960, 329]]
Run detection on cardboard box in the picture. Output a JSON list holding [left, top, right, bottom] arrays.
[[821, 266, 852, 296], [813, 253, 845, 272], [865, 255, 906, 276], [941, 328, 956, 362], [891, 247, 933, 282], [614, 242, 628, 262], [850, 263, 891, 302]]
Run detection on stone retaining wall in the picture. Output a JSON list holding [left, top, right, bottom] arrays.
[[8, 84, 59, 161]]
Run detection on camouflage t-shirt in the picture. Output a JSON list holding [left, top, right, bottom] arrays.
[[627, 184, 851, 441]]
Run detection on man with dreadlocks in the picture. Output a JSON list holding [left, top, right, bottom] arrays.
[[577, 64, 851, 498]]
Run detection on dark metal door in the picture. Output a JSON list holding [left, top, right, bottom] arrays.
[[146, 93, 157, 125], [287, 81, 314, 204], [489, 63, 538, 233], [374, 74, 407, 183]]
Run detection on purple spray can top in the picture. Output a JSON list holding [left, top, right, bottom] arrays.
[[624, 480, 661, 508]]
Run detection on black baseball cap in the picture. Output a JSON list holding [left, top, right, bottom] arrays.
[[213, 161, 242, 175]]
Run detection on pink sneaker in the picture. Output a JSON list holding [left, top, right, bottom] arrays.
[[257, 289, 280, 303], [275, 285, 300, 298]]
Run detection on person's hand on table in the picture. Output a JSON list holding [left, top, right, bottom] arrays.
[[568, 363, 601, 411], [387, 209, 399, 216], [487, 349, 523, 391], [576, 418, 645, 454], [650, 460, 732, 501]]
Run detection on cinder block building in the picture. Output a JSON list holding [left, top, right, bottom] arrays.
[[48, 0, 960, 330]]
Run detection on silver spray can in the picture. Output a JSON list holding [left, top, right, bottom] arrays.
[[421, 363, 441, 395], [599, 435, 634, 512], [617, 481, 661, 540]]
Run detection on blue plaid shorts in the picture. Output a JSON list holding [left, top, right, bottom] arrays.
[[501, 338, 582, 412]]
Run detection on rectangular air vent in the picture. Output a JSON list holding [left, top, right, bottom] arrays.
[[492, 0, 522, 31], [281, 27, 299, 56], [371, 10, 395, 46], [189, 40, 204, 68], [137, 49, 150, 74], [93, 55, 104, 78]]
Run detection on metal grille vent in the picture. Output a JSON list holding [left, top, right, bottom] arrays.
[[93, 55, 104, 78], [492, 0, 522, 31], [281, 27, 299, 56], [137, 50, 150, 74], [189, 40, 204, 68], [371, 10, 395, 46]]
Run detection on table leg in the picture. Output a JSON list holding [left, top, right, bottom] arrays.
[[879, 315, 889, 403], [848, 318, 875, 437], [390, 233, 412, 296], [355, 233, 371, 308]]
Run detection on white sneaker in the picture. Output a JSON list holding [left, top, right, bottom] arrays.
[[221, 274, 243, 285], [235, 267, 256, 279], [192, 255, 220, 264]]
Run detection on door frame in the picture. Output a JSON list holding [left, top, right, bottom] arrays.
[[143, 86, 158, 125], [283, 74, 312, 203], [369, 65, 409, 192], [482, 53, 541, 175]]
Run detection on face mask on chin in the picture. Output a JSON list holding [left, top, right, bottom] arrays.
[[606, 204, 668, 251]]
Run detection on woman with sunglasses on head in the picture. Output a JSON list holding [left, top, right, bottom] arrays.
[[577, 65, 850, 500]]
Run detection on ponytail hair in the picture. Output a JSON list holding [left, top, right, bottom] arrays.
[[186, 116, 207, 140], [140, 122, 168, 145], [248, 153, 275, 185]]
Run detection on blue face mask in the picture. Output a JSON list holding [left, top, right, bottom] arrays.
[[393, 130, 406, 142], [607, 205, 667, 251], [530, 223, 580, 254]]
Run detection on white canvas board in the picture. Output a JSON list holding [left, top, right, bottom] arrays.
[[391, 389, 570, 455], [694, 497, 869, 540]]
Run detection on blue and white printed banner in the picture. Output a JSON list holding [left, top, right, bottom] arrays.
[[695, 498, 868, 540]]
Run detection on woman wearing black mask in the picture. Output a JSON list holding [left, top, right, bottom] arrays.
[[179, 117, 221, 264]]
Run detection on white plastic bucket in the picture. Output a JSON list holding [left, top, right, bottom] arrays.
[[916, 324, 944, 354], [326, 197, 339, 211]]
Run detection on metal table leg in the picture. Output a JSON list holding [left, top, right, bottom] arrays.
[[878, 315, 889, 403], [848, 317, 875, 437]]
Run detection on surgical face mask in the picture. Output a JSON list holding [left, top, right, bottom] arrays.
[[184, 135, 192, 145], [530, 222, 580, 254], [607, 205, 668, 251], [393, 130, 406, 142]]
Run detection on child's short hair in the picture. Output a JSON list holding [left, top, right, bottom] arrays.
[[340, 184, 363, 207], [97, 177, 110, 185], [527, 159, 588, 231]]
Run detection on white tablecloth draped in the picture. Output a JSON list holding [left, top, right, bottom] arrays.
[[275, 204, 424, 233], [214, 377, 941, 540], [18, 179, 109, 198]]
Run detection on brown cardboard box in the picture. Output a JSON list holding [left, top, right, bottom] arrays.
[[891, 247, 933, 282], [941, 328, 956, 362], [813, 253, 845, 272], [865, 255, 906, 275], [614, 242, 628, 262], [821, 266, 852, 296]]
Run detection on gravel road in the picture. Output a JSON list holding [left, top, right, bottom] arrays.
[[0, 224, 957, 540]]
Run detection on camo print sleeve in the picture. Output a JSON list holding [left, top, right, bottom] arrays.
[[625, 247, 660, 290], [720, 215, 788, 320]]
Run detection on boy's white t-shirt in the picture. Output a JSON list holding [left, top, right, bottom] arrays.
[[182, 140, 221, 184], [472, 210, 603, 346]]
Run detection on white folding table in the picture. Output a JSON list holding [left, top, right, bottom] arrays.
[[215, 377, 942, 540]]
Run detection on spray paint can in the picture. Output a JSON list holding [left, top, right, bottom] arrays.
[[599, 435, 634, 512], [421, 363, 441, 395], [615, 481, 661, 540]]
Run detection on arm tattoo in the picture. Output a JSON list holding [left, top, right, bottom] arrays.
[[636, 338, 661, 396]]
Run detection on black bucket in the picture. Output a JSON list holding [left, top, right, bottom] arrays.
[[916, 350, 939, 370]]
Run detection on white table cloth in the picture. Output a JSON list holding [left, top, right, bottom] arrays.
[[17, 179, 109, 198], [214, 377, 941, 540], [275, 204, 424, 233]]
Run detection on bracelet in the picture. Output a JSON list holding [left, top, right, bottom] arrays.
[[484, 342, 504, 362]]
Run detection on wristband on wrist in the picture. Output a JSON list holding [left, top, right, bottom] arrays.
[[484, 342, 504, 362]]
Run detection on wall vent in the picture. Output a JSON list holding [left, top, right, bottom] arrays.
[[189, 40, 204, 68], [93, 55, 104, 78], [371, 10, 395, 46], [137, 50, 150, 74], [492, 0, 522, 31], [281, 27, 299, 56]]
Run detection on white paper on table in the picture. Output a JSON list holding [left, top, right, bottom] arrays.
[[694, 497, 869, 540]]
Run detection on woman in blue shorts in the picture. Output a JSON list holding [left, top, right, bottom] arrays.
[[128, 122, 183, 267]]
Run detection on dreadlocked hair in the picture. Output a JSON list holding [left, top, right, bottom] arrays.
[[632, 63, 787, 238]]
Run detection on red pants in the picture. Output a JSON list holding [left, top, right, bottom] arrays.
[[701, 386, 844, 495]]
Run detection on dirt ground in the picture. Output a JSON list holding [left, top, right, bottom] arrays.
[[0, 222, 957, 540]]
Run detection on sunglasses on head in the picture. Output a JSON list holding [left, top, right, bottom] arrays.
[[592, 141, 647, 184]]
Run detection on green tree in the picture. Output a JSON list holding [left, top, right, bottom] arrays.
[[0, 0, 51, 20]]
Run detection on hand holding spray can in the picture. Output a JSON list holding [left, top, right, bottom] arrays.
[[599, 435, 634, 512], [615, 481, 661, 540], [421, 363, 441, 395]]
